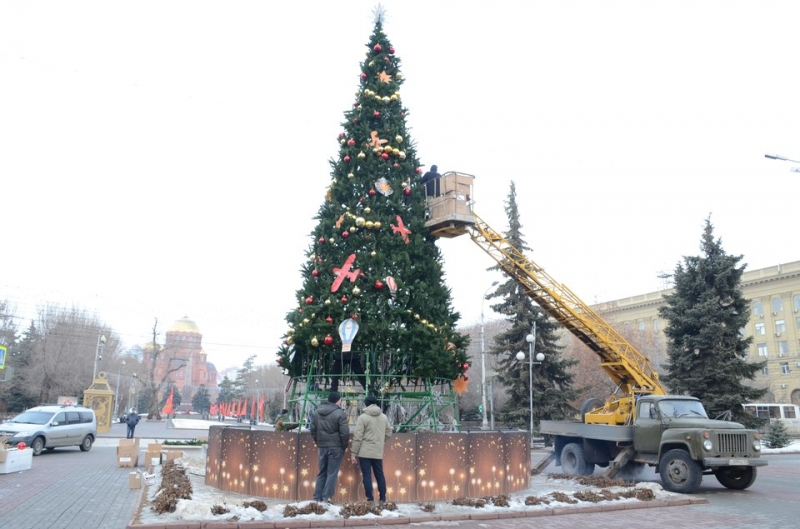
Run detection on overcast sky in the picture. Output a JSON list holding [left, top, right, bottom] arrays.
[[2, 1, 799, 372]]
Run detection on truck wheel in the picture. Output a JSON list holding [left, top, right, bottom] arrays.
[[561, 442, 594, 475], [580, 398, 604, 422], [713, 466, 757, 490], [659, 449, 702, 493]]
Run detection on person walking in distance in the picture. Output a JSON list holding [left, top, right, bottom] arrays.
[[310, 391, 350, 504], [350, 395, 392, 504], [125, 408, 140, 439]]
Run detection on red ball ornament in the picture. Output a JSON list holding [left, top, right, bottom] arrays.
[[351, 313, 359, 321], [344, 155, 351, 163], [374, 280, 384, 289], [393, 163, 400, 168], [416, 167, 422, 174], [325, 316, 333, 323], [360, 73, 367, 80], [311, 269, 319, 277], [283, 339, 290, 345], [317, 257, 323, 263], [381, 152, 389, 160], [17, 442, 26, 450], [341, 231, 349, 238], [324, 335, 334, 346], [384, 57, 390, 62], [373, 110, 380, 118], [305, 296, 314, 305], [353, 101, 359, 107], [359, 196, 366, 203], [369, 189, 376, 196], [389, 46, 395, 54], [404, 187, 411, 196], [347, 139, 356, 146], [318, 237, 325, 243], [352, 118, 359, 124], [373, 44, 382, 52], [463, 374, 469, 381], [338, 132, 345, 139], [462, 363, 469, 370], [341, 296, 348, 303]]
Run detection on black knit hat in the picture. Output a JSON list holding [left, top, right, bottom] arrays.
[[364, 395, 378, 407], [328, 391, 341, 403]]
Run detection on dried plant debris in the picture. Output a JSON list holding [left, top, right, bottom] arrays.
[[549, 492, 578, 504], [340, 500, 398, 518], [524, 495, 551, 506], [211, 505, 230, 515], [451, 495, 510, 508], [620, 487, 655, 501], [419, 502, 436, 512], [548, 473, 633, 488], [151, 461, 193, 514], [283, 502, 328, 517], [243, 500, 268, 512]]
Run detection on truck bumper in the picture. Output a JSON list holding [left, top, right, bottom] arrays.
[[703, 457, 768, 468]]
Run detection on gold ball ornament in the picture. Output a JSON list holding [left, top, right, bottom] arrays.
[[303, 318, 310, 324], [365, 221, 374, 229], [395, 135, 403, 143], [390, 94, 398, 101], [364, 207, 371, 214], [357, 151, 366, 159], [373, 221, 382, 229], [287, 328, 295, 335], [324, 298, 331, 305], [285, 336, 293, 345], [349, 226, 357, 233], [383, 145, 393, 153], [352, 286, 362, 296], [311, 336, 319, 347], [355, 217, 365, 227], [340, 139, 346, 145], [382, 96, 390, 103], [392, 148, 400, 156], [414, 314, 420, 320], [399, 151, 406, 160], [371, 250, 377, 257], [348, 172, 355, 179], [328, 238, 335, 244]]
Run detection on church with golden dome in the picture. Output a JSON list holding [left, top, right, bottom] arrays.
[[142, 316, 219, 401]]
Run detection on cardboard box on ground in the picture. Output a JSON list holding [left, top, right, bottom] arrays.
[[117, 438, 140, 467]]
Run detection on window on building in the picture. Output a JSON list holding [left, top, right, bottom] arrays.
[[761, 366, 769, 376], [638, 320, 645, 332], [780, 362, 791, 375], [757, 343, 768, 357], [755, 322, 765, 336], [796, 316, 800, 330], [773, 297, 783, 314], [778, 341, 789, 356], [653, 319, 661, 332], [783, 406, 797, 419], [753, 301, 763, 317], [794, 294, 800, 313], [776, 320, 786, 334]]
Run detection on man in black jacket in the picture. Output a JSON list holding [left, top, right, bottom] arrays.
[[310, 391, 350, 504], [125, 408, 140, 439]]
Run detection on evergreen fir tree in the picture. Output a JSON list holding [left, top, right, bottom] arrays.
[[659, 217, 766, 426], [4, 320, 38, 411], [764, 419, 791, 449], [192, 384, 212, 414], [276, 11, 469, 401], [487, 182, 579, 431]]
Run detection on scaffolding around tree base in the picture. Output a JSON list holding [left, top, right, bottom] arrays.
[[283, 349, 461, 433]]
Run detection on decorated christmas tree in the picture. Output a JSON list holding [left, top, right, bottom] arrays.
[[276, 10, 469, 430]]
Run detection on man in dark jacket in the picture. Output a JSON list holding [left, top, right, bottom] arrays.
[[125, 408, 140, 439], [310, 391, 350, 504], [421, 164, 441, 198]]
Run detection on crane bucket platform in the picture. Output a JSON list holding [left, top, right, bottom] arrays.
[[424, 171, 665, 425], [423, 171, 475, 238]]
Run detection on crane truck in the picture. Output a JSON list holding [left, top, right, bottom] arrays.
[[426, 171, 767, 494]]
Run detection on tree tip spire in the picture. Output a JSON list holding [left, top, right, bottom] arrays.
[[373, 3, 387, 26]]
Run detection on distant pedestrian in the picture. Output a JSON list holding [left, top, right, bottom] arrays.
[[350, 395, 391, 504], [311, 391, 350, 504], [125, 408, 140, 439]]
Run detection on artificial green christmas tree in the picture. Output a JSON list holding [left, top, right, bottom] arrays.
[[276, 11, 469, 430]]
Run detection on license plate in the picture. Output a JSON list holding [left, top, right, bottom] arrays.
[[729, 458, 748, 466]]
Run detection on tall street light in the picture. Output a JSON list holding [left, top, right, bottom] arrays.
[[113, 360, 126, 419], [92, 333, 106, 381], [480, 281, 499, 429], [765, 153, 800, 172], [516, 322, 545, 445]]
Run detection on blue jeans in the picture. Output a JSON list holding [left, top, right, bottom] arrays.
[[126, 425, 135, 439], [313, 447, 344, 502], [358, 457, 386, 502]]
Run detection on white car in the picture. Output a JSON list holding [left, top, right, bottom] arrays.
[[0, 405, 97, 455]]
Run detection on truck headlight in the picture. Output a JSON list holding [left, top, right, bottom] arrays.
[[703, 439, 713, 451], [753, 440, 761, 451]]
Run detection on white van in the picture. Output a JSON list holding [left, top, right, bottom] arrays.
[[0, 404, 97, 455], [743, 403, 800, 436]]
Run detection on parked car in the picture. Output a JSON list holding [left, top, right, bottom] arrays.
[[0, 404, 97, 455]]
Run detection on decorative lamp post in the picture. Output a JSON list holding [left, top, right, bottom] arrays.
[[516, 322, 544, 445], [92, 333, 106, 381], [113, 360, 126, 419], [480, 281, 499, 429]]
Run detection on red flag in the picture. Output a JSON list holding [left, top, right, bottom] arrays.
[[210, 404, 218, 416], [161, 389, 174, 416], [258, 395, 265, 421], [250, 398, 256, 420]]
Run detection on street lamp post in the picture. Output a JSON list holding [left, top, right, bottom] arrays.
[[516, 323, 545, 445], [113, 360, 126, 419], [92, 333, 106, 381], [480, 281, 499, 429], [765, 153, 800, 172]]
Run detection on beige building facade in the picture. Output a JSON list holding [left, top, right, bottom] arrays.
[[590, 260, 800, 406]]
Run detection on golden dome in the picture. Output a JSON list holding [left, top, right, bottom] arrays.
[[169, 316, 201, 334]]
